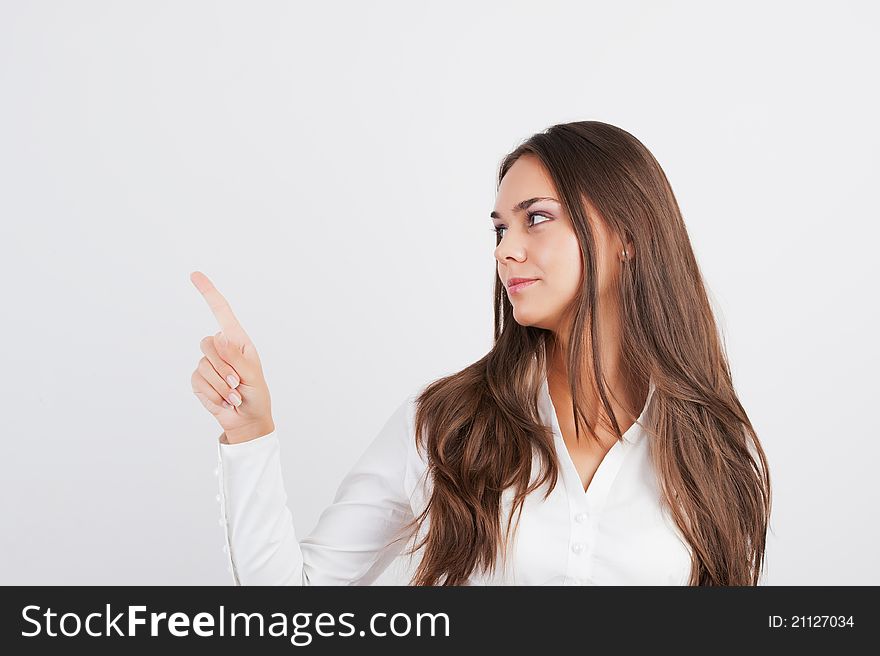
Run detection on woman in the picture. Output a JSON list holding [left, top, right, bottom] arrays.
[[190, 121, 771, 586]]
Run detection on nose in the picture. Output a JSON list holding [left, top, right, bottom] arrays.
[[494, 228, 527, 264]]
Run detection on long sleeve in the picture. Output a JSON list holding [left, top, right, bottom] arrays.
[[214, 392, 420, 586]]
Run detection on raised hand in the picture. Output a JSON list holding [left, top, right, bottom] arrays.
[[190, 271, 275, 444]]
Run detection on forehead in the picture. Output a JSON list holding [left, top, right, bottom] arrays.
[[494, 155, 559, 207]]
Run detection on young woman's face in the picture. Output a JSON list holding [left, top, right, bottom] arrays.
[[492, 155, 627, 334]]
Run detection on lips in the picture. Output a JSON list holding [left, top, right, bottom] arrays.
[[507, 277, 539, 288], [507, 278, 539, 294]]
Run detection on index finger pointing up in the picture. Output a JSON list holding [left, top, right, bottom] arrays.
[[190, 271, 249, 341]]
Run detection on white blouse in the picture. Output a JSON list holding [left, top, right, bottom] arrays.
[[213, 366, 694, 586]]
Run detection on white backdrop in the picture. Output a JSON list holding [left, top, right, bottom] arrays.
[[1, 0, 877, 585]]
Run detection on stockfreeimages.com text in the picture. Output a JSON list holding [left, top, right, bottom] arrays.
[[21, 604, 451, 645]]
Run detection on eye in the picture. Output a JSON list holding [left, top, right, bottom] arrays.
[[491, 211, 552, 240]]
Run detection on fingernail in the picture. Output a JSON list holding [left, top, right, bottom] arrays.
[[228, 391, 242, 406], [226, 374, 239, 388]]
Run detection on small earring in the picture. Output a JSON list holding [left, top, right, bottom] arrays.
[[621, 248, 628, 261]]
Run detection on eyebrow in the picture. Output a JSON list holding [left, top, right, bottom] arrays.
[[490, 197, 559, 221]]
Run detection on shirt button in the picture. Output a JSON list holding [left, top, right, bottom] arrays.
[[215, 494, 222, 503], [218, 517, 226, 527], [574, 512, 588, 523], [222, 544, 229, 554], [571, 542, 585, 554], [213, 467, 219, 477]]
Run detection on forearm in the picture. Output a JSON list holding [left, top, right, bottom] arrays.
[[216, 432, 305, 585]]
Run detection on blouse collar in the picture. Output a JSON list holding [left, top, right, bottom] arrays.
[[536, 352, 656, 447]]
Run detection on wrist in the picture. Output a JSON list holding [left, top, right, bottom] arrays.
[[223, 421, 275, 445]]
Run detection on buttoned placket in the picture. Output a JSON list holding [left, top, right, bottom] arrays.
[[215, 438, 241, 586], [537, 386, 591, 585], [541, 372, 615, 587], [537, 372, 591, 586], [563, 490, 595, 585], [537, 350, 657, 586], [561, 439, 635, 587], [562, 508, 591, 585]]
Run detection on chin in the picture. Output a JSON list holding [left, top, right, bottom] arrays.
[[511, 308, 546, 328]]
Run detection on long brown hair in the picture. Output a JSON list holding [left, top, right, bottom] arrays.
[[397, 121, 771, 585]]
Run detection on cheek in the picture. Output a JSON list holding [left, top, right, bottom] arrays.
[[543, 235, 583, 297], [505, 232, 584, 317]]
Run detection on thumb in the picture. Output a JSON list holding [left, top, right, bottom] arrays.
[[214, 331, 259, 379]]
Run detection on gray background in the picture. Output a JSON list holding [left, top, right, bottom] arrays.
[[1, 0, 877, 584]]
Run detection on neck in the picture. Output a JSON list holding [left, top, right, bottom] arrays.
[[545, 307, 645, 435]]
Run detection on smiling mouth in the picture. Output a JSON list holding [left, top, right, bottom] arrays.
[[508, 279, 539, 294]]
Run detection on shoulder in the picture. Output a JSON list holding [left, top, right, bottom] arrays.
[[399, 381, 433, 473], [372, 381, 431, 462], [401, 380, 431, 452]]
